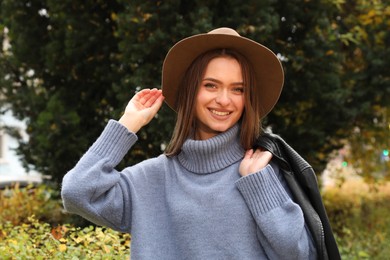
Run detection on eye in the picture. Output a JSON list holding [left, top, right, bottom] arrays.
[[232, 87, 245, 93], [204, 83, 217, 89]]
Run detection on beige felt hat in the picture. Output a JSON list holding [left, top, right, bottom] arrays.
[[161, 27, 284, 118]]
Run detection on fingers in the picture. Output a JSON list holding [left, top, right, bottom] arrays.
[[119, 88, 164, 133], [244, 149, 254, 159], [239, 149, 273, 177], [148, 94, 165, 115], [132, 88, 164, 118], [136, 88, 163, 108], [244, 148, 271, 160], [251, 149, 272, 160]]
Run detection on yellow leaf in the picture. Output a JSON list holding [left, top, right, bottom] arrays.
[[59, 244, 67, 252], [374, 17, 382, 24], [367, 9, 376, 18], [326, 50, 334, 56], [71, 236, 83, 244], [111, 12, 118, 21], [143, 13, 152, 21]]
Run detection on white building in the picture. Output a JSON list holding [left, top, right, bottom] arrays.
[[0, 110, 42, 188]]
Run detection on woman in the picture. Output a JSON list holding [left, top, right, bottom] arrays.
[[62, 28, 318, 259]]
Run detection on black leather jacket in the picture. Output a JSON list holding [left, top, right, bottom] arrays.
[[255, 133, 341, 260]]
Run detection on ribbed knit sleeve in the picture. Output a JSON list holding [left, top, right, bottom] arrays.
[[88, 120, 138, 165], [236, 163, 316, 259], [61, 120, 138, 231], [235, 164, 290, 215]]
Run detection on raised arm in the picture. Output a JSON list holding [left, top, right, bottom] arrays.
[[61, 88, 164, 231]]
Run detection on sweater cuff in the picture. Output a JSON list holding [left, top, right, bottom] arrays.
[[88, 120, 138, 165], [236, 164, 290, 215]]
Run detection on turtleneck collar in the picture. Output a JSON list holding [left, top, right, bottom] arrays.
[[177, 124, 245, 174]]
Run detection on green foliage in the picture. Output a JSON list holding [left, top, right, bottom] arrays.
[[0, 184, 84, 226], [0, 184, 129, 258], [0, 0, 388, 183], [344, 106, 390, 182], [0, 215, 130, 259], [0, 184, 62, 225], [1, 182, 390, 259], [0, 0, 126, 183], [335, 1, 390, 181], [268, 0, 349, 171], [323, 181, 390, 259]]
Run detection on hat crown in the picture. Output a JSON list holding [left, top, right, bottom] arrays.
[[207, 27, 240, 36]]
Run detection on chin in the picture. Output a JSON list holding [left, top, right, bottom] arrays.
[[211, 124, 234, 133]]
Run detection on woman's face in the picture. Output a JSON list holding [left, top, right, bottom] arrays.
[[194, 56, 245, 140]]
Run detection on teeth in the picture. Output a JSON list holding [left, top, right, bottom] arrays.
[[211, 110, 230, 116]]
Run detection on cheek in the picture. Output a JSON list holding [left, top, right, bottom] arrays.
[[237, 96, 245, 114], [194, 92, 205, 116], [195, 90, 211, 108], [194, 93, 201, 109]]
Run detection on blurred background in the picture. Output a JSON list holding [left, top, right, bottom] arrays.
[[0, 0, 389, 258]]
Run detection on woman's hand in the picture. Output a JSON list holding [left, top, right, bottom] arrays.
[[119, 88, 165, 133], [239, 149, 273, 177]]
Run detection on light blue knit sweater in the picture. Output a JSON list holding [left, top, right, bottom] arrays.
[[61, 120, 316, 259]]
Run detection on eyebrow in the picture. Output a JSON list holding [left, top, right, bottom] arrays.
[[202, 77, 244, 86]]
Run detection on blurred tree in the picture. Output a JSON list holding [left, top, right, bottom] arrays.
[[0, 0, 388, 183], [334, 0, 390, 181], [344, 106, 390, 182], [0, 0, 125, 182]]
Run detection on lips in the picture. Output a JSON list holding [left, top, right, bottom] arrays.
[[209, 109, 231, 116]]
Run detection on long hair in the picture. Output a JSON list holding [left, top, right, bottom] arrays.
[[164, 48, 261, 156]]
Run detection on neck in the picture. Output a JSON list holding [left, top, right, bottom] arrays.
[[177, 124, 245, 174], [194, 129, 220, 141]]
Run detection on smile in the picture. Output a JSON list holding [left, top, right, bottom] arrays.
[[210, 109, 231, 116]]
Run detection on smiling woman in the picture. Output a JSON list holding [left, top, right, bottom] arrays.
[[61, 27, 338, 259], [165, 48, 259, 156]]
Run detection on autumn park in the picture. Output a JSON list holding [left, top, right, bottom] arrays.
[[0, 0, 389, 259]]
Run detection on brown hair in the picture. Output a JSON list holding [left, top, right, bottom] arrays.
[[164, 49, 261, 156]]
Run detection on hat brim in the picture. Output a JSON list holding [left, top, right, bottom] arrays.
[[162, 32, 284, 119]]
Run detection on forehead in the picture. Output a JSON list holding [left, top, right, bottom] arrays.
[[203, 57, 243, 76]]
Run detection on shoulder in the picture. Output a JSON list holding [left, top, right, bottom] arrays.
[[123, 153, 178, 179], [255, 131, 306, 166], [255, 131, 284, 146], [131, 153, 173, 170]]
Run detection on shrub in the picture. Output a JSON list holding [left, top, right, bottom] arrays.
[[0, 184, 130, 258], [322, 180, 390, 259], [0, 183, 84, 226], [0, 215, 131, 259], [0, 183, 62, 225]]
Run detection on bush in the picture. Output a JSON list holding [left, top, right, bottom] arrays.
[[322, 180, 390, 259], [0, 215, 130, 259], [2, 182, 390, 259], [0, 184, 130, 258], [0, 183, 84, 226]]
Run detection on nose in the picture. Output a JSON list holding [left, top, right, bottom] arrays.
[[215, 90, 231, 106]]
